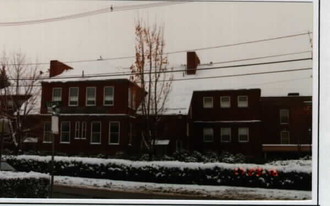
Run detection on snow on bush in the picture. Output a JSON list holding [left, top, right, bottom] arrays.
[[0, 171, 49, 198], [5, 155, 311, 190]]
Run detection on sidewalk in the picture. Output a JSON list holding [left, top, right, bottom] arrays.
[[54, 176, 312, 200]]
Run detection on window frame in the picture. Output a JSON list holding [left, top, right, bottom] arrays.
[[220, 96, 231, 108], [203, 128, 214, 142], [221, 127, 232, 143], [238, 127, 249, 143], [81, 121, 87, 139], [104, 86, 114, 106], [60, 121, 71, 144], [280, 109, 290, 124], [280, 130, 290, 144], [74, 121, 80, 139], [203, 97, 213, 108], [68, 87, 79, 106], [109, 121, 120, 145], [52, 87, 62, 102], [90, 121, 102, 144], [237, 95, 248, 108], [86, 87, 96, 106]]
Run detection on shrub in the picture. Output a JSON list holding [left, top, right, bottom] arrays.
[[0, 171, 49, 198], [5, 155, 311, 191]]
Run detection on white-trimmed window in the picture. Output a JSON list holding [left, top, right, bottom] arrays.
[[280, 109, 289, 124], [52, 88, 62, 102], [237, 96, 248, 108], [221, 127, 231, 142], [203, 97, 213, 108], [238, 127, 249, 143], [43, 122, 52, 143], [69, 87, 79, 106], [280, 130, 290, 144], [203, 128, 214, 142], [220, 96, 231, 108], [81, 121, 87, 139], [60, 121, 70, 143], [91, 122, 101, 144], [86, 87, 96, 106], [74, 121, 80, 139], [104, 87, 114, 106], [109, 122, 120, 145]]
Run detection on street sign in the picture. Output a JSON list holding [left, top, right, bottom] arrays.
[[51, 116, 59, 134]]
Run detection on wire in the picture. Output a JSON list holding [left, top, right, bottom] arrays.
[[5, 57, 312, 81], [3, 33, 312, 66], [1, 66, 312, 87], [0, 2, 184, 27], [44, 57, 313, 80]]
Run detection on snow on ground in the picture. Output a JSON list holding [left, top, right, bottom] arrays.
[[0, 171, 49, 180], [55, 176, 311, 200], [11, 155, 312, 173]]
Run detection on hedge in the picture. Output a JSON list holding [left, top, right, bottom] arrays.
[[5, 155, 311, 190], [0, 171, 49, 198]]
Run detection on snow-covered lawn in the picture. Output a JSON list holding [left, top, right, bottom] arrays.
[[55, 176, 311, 200]]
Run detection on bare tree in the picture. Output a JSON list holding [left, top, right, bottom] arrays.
[[0, 52, 42, 153], [130, 19, 173, 158]]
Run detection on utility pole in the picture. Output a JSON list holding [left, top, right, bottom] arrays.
[[47, 102, 59, 198]]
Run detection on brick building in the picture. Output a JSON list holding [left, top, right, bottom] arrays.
[[18, 51, 312, 158]]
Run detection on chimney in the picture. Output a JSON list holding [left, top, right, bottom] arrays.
[[186, 51, 200, 75], [49, 60, 73, 78], [288, 92, 300, 96]]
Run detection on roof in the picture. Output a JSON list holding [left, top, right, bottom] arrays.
[[42, 61, 132, 83], [163, 60, 312, 115], [32, 52, 313, 115]]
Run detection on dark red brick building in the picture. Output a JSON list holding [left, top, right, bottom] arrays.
[[18, 52, 312, 158]]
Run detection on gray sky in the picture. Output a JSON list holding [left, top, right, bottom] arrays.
[[0, 0, 313, 95]]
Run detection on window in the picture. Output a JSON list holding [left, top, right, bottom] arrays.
[[104, 87, 114, 106], [280, 130, 290, 144], [220, 96, 231, 108], [221, 128, 231, 142], [280, 109, 289, 124], [69, 87, 79, 106], [203, 97, 213, 108], [60, 121, 70, 143], [91, 122, 101, 144], [109, 122, 120, 145], [237, 96, 248, 108], [43, 122, 52, 143], [86, 87, 96, 106], [81, 121, 87, 139], [203, 128, 214, 142], [74, 121, 80, 139], [238, 127, 249, 142], [52, 88, 62, 102]]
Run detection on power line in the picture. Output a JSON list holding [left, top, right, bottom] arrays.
[[0, 2, 184, 27], [169, 67, 312, 83], [167, 32, 311, 54], [6, 57, 312, 81], [1, 66, 312, 87], [3, 31, 312, 66], [44, 57, 313, 80]]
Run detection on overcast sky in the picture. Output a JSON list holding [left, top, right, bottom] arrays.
[[0, 0, 314, 95]]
